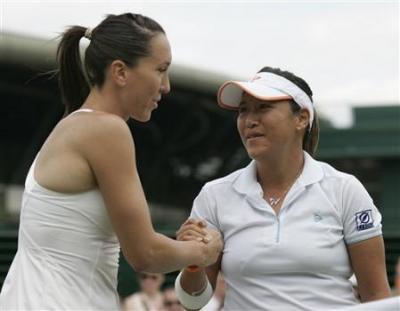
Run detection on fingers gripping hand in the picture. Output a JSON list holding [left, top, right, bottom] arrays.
[[176, 219, 209, 243], [203, 228, 224, 266], [176, 219, 211, 272]]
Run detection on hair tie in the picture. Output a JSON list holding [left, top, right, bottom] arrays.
[[84, 28, 92, 40]]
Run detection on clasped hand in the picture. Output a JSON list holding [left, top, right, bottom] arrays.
[[176, 219, 223, 267]]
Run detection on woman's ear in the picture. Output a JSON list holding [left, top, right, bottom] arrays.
[[296, 108, 310, 130], [109, 60, 128, 87]]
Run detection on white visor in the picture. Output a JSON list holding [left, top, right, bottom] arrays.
[[217, 72, 314, 129]]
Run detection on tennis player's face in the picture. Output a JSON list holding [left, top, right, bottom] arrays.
[[124, 33, 171, 122], [237, 93, 300, 160]]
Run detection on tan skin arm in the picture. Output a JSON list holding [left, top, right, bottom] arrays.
[[176, 219, 222, 295], [180, 256, 221, 294], [80, 115, 222, 273], [348, 235, 391, 302]]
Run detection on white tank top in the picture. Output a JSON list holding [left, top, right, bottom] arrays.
[[0, 109, 121, 310]]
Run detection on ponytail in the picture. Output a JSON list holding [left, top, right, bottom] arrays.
[[57, 26, 90, 115], [56, 13, 165, 116], [303, 109, 319, 157]]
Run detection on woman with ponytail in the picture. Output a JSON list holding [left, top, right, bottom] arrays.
[[174, 67, 391, 310], [0, 13, 222, 310]]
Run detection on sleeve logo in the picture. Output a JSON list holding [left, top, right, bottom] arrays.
[[355, 210, 373, 231]]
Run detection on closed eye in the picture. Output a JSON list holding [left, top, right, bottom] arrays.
[[158, 62, 171, 73]]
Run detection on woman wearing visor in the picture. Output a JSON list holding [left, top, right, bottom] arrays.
[[174, 67, 391, 310]]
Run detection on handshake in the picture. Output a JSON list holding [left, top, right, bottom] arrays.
[[176, 219, 223, 269]]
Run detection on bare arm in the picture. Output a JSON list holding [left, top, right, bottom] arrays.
[[348, 235, 391, 302], [180, 255, 222, 294], [81, 115, 220, 272], [176, 219, 222, 294]]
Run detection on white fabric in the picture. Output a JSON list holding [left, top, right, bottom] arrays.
[[0, 157, 120, 310], [190, 152, 382, 311], [175, 271, 213, 310], [201, 295, 224, 311], [332, 296, 400, 311], [218, 72, 314, 129]]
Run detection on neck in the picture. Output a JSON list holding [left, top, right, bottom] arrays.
[[82, 86, 128, 120], [256, 150, 304, 192]]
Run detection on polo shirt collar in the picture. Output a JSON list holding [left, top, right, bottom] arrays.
[[297, 152, 324, 187], [232, 160, 260, 197], [232, 151, 324, 196]]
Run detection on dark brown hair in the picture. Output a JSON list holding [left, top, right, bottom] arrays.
[[258, 66, 319, 156], [57, 13, 165, 115]]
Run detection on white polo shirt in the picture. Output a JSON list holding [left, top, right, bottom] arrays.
[[191, 152, 382, 311]]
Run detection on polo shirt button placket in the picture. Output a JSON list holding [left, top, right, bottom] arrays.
[[275, 212, 283, 243]]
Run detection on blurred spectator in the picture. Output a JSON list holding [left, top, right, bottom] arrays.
[[201, 273, 225, 311], [163, 287, 184, 311], [393, 257, 400, 296], [122, 273, 165, 311]]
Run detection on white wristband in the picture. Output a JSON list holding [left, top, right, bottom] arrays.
[[174, 270, 213, 310]]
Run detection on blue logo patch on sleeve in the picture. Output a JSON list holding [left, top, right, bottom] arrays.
[[355, 210, 373, 231]]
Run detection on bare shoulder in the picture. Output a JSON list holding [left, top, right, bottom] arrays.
[[34, 111, 134, 192], [64, 111, 131, 137], [61, 112, 138, 182], [53, 111, 137, 177], [86, 111, 130, 133], [58, 111, 134, 153]]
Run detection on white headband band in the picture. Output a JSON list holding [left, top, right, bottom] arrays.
[[218, 72, 314, 130], [254, 72, 314, 129]]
